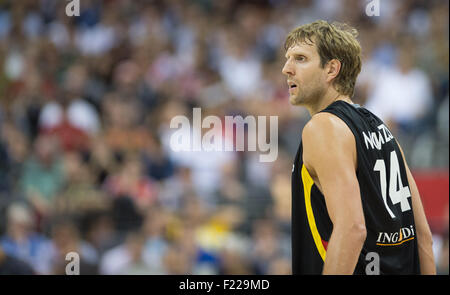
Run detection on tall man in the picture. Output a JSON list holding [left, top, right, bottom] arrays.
[[283, 20, 435, 274]]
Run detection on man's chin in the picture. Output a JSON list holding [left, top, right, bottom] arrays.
[[289, 95, 302, 105]]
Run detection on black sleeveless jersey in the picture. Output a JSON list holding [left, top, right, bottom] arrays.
[[291, 100, 420, 275]]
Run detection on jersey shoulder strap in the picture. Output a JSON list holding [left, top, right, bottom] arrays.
[[319, 100, 386, 140]]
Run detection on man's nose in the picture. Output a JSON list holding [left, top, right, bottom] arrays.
[[282, 61, 294, 76]]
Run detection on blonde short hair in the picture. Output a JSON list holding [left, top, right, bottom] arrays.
[[284, 20, 362, 97]]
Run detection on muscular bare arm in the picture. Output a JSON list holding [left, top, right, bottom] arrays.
[[398, 145, 436, 274], [302, 113, 366, 275]]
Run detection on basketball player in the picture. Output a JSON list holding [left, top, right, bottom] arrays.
[[283, 20, 436, 274]]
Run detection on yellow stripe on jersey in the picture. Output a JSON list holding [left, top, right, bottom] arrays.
[[301, 164, 327, 262]]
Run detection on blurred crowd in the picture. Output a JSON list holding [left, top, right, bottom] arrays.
[[0, 0, 448, 274]]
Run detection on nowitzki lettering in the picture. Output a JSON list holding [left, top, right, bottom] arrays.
[[169, 108, 278, 163], [362, 123, 394, 150]]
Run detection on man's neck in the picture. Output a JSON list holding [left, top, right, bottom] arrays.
[[306, 91, 353, 116]]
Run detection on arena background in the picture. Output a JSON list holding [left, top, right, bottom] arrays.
[[0, 0, 448, 275]]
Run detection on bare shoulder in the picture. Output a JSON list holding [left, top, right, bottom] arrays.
[[302, 112, 357, 172], [302, 112, 353, 143]]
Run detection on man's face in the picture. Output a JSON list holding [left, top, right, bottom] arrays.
[[282, 41, 327, 106]]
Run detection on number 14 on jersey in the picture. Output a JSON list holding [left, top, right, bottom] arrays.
[[374, 150, 412, 219]]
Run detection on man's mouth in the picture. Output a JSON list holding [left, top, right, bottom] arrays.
[[288, 81, 298, 90]]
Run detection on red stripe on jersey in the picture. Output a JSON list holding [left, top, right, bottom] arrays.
[[322, 239, 328, 250]]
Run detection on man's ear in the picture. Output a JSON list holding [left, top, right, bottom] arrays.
[[325, 59, 342, 83]]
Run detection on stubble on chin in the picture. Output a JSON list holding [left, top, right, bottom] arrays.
[[289, 95, 297, 105], [289, 92, 304, 106]]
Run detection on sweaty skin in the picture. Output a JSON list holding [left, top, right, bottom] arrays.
[[302, 113, 366, 274]]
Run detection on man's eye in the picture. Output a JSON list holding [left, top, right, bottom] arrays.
[[296, 56, 305, 61]]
